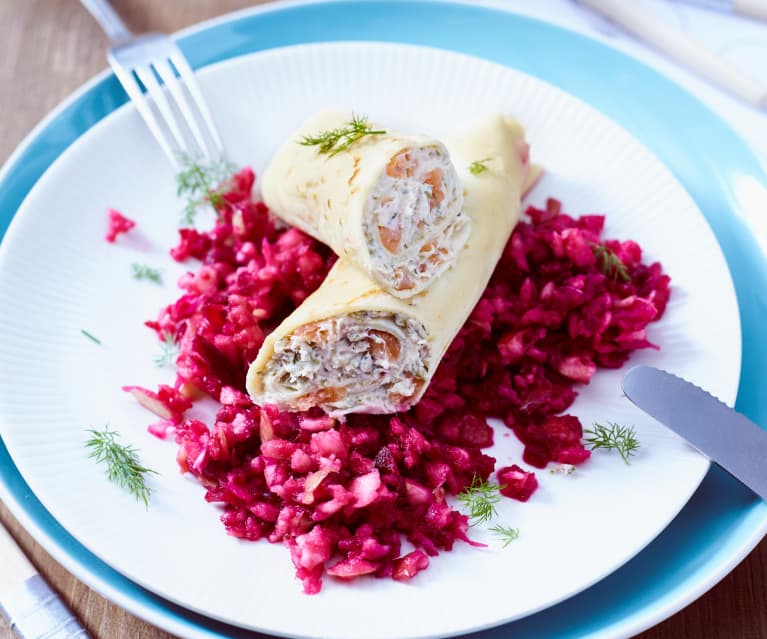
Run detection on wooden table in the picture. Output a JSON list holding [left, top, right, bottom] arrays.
[[1, 1, 765, 637]]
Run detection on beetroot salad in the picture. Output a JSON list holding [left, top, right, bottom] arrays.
[[125, 168, 670, 594]]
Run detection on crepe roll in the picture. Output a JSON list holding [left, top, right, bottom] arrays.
[[261, 110, 469, 298], [247, 114, 531, 415]]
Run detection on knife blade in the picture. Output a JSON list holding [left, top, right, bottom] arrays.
[[622, 365, 767, 501]]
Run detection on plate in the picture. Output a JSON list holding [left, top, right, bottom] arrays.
[[0, 3, 765, 639], [0, 39, 742, 639]]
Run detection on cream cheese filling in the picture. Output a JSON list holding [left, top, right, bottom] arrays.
[[363, 145, 466, 292], [259, 311, 430, 415]]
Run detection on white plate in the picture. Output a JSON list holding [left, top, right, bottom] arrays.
[[0, 43, 740, 639]]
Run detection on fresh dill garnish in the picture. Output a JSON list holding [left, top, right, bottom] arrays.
[[176, 154, 236, 226], [591, 243, 631, 283], [489, 524, 520, 547], [154, 331, 179, 368], [469, 157, 492, 176], [131, 262, 163, 285], [299, 114, 386, 157], [584, 421, 640, 464], [85, 426, 157, 507], [456, 476, 504, 525], [80, 329, 101, 345]]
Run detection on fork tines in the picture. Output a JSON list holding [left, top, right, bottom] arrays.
[[108, 33, 224, 168]]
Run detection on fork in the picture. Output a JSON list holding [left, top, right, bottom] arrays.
[[80, 0, 225, 168]]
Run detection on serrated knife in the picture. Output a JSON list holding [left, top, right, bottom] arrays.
[[622, 365, 767, 501]]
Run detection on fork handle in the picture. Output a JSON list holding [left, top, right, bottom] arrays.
[[80, 0, 132, 44]]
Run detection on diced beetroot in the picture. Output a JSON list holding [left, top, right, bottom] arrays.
[[123, 384, 192, 424], [260, 439, 298, 460], [299, 415, 335, 432], [556, 446, 592, 465], [291, 526, 333, 571], [312, 484, 354, 520], [105, 208, 135, 243], [392, 550, 430, 581], [497, 465, 539, 502], [348, 470, 382, 508], [326, 557, 378, 579], [133, 171, 669, 594], [147, 419, 174, 440], [404, 479, 433, 505], [310, 429, 348, 459]]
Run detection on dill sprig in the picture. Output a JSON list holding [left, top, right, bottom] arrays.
[[299, 114, 386, 157], [131, 262, 163, 285], [584, 421, 640, 464], [456, 476, 504, 525], [81, 329, 101, 345], [154, 331, 179, 368], [489, 524, 520, 547], [85, 427, 157, 507], [591, 243, 630, 283], [176, 154, 236, 227], [469, 157, 492, 176]]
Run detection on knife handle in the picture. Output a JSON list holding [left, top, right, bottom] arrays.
[[733, 0, 767, 21], [1, 574, 92, 639], [0, 524, 92, 639], [579, 0, 767, 108]]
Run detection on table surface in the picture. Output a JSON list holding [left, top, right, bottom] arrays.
[[1, 1, 766, 638]]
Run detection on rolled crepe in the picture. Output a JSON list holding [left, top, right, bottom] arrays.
[[247, 114, 532, 415], [261, 110, 469, 298]]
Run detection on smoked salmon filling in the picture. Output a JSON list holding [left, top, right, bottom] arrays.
[[253, 311, 429, 414], [260, 110, 468, 298]]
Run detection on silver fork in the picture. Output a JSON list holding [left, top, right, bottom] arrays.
[[80, 0, 224, 169]]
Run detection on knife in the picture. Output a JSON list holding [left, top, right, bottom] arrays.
[[0, 520, 91, 638], [576, 0, 767, 109], [622, 365, 767, 501], [673, 0, 767, 22]]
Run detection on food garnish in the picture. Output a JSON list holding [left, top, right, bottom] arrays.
[[131, 262, 163, 285], [457, 476, 504, 525], [299, 114, 386, 157], [591, 242, 631, 283], [85, 426, 157, 506], [176, 154, 236, 226], [458, 478, 520, 547], [80, 329, 102, 345], [468, 157, 492, 175], [153, 331, 179, 368], [584, 421, 640, 464], [488, 524, 520, 547]]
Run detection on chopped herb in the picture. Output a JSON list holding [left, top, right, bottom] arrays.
[[154, 331, 179, 367], [299, 114, 386, 157], [456, 475, 504, 525], [176, 154, 236, 226], [591, 243, 630, 283], [489, 524, 520, 547], [85, 426, 157, 507], [584, 421, 640, 464], [80, 329, 101, 345], [131, 263, 163, 285], [469, 157, 492, 176]]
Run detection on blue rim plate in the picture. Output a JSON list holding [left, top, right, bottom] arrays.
[[1, 2, 766, 638]]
